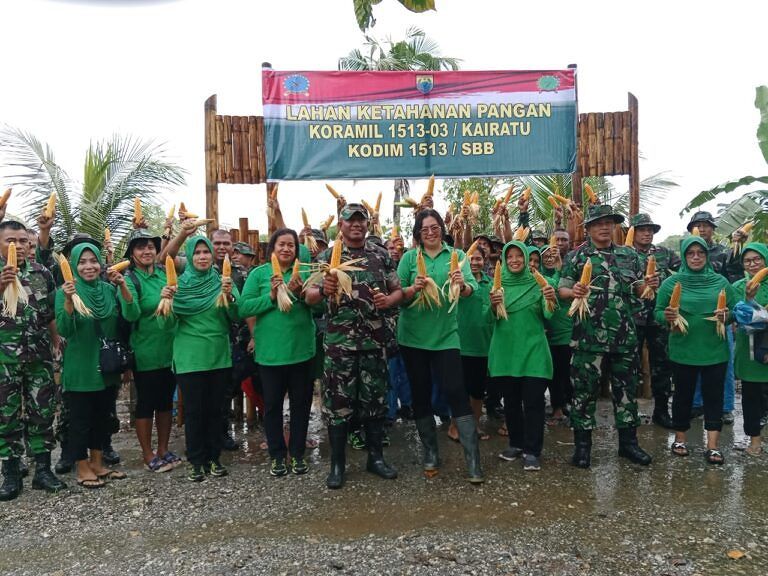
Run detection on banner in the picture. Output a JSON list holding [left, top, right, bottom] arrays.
[[262, 69, 576, 181]]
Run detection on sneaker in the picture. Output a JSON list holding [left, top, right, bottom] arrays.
[[208, 461, 229, 477], [290, 457, 308, 475], [498, 447, 523, 461], [522, 454, 541, 471], [145, 456, 173, 473], [348, 430, 366, 450], [187, 464, 205, 482], [270, 458, 288, 477], [161, 451, 183, 468], [722, 412, 735, 425]]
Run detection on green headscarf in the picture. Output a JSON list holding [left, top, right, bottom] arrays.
[[69, 242, 115, 320], [172, 235, 221, 316], [676, 236, 731, 315], [741, 242, 768, 305], [500, 240, 541, 314]]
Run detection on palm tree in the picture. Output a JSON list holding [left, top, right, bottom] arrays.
[[339, 27, 460, 226], [353, 0, 436, 31], [0, 126, 186, 249]]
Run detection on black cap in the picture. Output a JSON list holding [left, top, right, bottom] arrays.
[[63, 233, 102, 257], [687, 211, 717, 232]]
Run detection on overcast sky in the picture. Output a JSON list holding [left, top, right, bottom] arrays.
[[0, 0, 765, 240]]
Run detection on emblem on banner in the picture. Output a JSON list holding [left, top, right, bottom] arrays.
[[283, 74, 310, 96], [537, 75, 560, 92], [416, 75, 434, 95]]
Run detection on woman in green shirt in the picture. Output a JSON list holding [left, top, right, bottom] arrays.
[[56, 243, 130, 488], [655, 236, 735, 464], [119, 230, 180, 473], [733, 242, 768, 456], [488, 241, 556, 471], [397, 209, 483, 483], [239, 228, 315, 477], [161, 235, 239, 482]]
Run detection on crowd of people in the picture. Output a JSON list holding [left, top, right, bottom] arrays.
[[0, 185, 766, 501]]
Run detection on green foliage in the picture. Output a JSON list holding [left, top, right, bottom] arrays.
[[0, 126, 186, 250], [756, 86, 768, 165], [353, 0, 436, 31], [657, 233, 685, 252]]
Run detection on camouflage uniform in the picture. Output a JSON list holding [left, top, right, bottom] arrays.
[[318, 240, 400, 426], [686, 211, 743, 282], [560, 237, 643, 431], [0, 260, 57, 459]]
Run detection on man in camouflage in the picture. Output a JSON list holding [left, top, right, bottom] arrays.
[[629, 214, 681, 429], [0, 220, 66, 500], [306, 204, 403, 489], [232, 241, 258, 274], [559, 204, 654, 468]]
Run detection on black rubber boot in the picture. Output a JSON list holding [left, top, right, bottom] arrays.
[[571, 430, 592, 469], [364, 419, 397, 480], [0, 458, 22, 502], [325, 424, 347, 489], [102, 438, 121, 465], [651, 396, 674, 429], [54, 442, 73, 474], [414, 416, 440, 472], [19, 457, 28, 479], [32, 453, 67, 493], [618, 427, 652, 465], [455, 415, 484, 484]]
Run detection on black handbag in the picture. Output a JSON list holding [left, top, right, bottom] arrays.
[[94, 319, 134, 374]]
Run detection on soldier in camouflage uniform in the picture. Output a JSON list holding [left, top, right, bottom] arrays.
[[0, 221, 66, 500], [629, 214, 681, 428], [558, 204, 654, 468], [305, 204, 404, 489]]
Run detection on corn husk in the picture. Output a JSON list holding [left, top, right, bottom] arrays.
[[0, 188, 11, 209], [732, 221, 754, 257], [747, 267, 768, 293], [568, 259, 592, 320], [624, 226, 635, 247], [443, 250, 462, 312], [668, 282, 688, 334], [301, 208, 318, 253], [155, 256, 177, 316], [57, 254, 92, 317], [43, 193, 57, 218], [640, 255, 657, 300], [108, 260, 131, 274], [533, 269, 556, 312], [303, 235, 366, 305], [2, 242, 28, 318], [491, 260, 507, 320], [410, 249, 442, 310], [178, 202, 199, 220], [270, 252, 294, 312], [216, 254, 232, 308]]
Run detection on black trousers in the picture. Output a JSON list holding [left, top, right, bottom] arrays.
[[66, 388, 112, 462], [134, 368, 176, 419], [671, 362, 726, 432], [495, 376, 548, 457], [400, 346, 472, 420], [548, 345, 573, 410], [461, 355, 488, 401], [742, 380, 768, 438], [177, 368, 230, 466], [258, 360, 313, 460]]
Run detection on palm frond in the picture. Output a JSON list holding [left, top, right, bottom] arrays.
[[713, 191, 768, 241], [679, 175, 768, 216], [638, 171, 679, 211]]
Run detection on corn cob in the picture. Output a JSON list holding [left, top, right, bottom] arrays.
[[553, 193, 569, 204], [361, 200, 375, 215], [503, 185, 515, 205], [269, 252, 293, 312], [691, 227, 700, 237], [155, 256, 177, 316], [178, 202, 199, 219], [547, 196, 559, 209], [491, 260, 507, 320], [216, 254, 232, 308], [513, 227, 530, 242], [426, 175, 435, 198], [303, 234, 365, 305], [1, 242, 28, 318], [584, 183, 598, 205], [550, 235, 557, 249], [43, 193, 57, 218], [320, 215, 334, 232], [446, 250, 462, 312], [391, 224, 399, 240], [326, 184, 341, 199], [104, 228, 111, 243], [0, 188, 11, 209], [522, 187, 532, 201], [465, 240, 479, 259], [133, 198, 143, 226], [108, 260, 131, 274], [409, 249, 441, 310], [747, 267, 768, 293], [624, 226, 635, 247], [568, 260, 592, 320], [58, 254, 92, 316], [668, 282, 688, 334], [713, 288, 727, 339], [301, 208, 317, 252], [533, 269, 556, 312], [291, 258, 301, 280], [732, 221, 754, 256], [640, 255, 657, 300], [167, 204, 175, 219]]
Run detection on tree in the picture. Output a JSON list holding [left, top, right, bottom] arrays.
[[0, 126, 186, 249], [353, 0, 436, 32], [338, 27, 460, 226]]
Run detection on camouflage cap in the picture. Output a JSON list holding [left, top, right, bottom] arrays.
[[232, 241, 256, 257], [629, 213, 661, 233], [340, 203, 369, 221], [310, 229, 328, 245], [584, 203, 624, 226], [686, 210, 717, 232], [124, 229, 161, 258], [531, 229, 548, 241], [487, 234, 504, 248]]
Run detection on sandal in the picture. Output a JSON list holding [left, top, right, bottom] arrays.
[[705, 449, 724, 465], [98, 470, 128, 480], [671, 441, 689, 457], [161, 451, 183, 468], [77, 478, 105, 489], [745, 444, 763, 457], [145, 456, 173, 473]]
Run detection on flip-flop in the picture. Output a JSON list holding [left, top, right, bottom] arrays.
[[77, 478, 105, 489], [98, 470, 127, 480]]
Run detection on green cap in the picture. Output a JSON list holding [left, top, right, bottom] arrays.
[[233, 241, 256, 257], [531, 229, 548, 241], [340, 203, 369, 221], [584, 204, 624, 226], [124, 229, 161, 258], [629, 213, 661, 233]]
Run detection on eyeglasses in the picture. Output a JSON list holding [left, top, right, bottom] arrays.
[[743, 257, 765, 266], [420, 225, 441, 236]]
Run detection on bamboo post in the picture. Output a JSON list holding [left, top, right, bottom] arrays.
[[628, 93, 640, 217], [205, 95, 219, 235], [230, 228, 240, 242], [248, 230, 260, 256], [239, 217, 249, 243]]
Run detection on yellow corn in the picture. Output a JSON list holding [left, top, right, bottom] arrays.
[[326, 184, 340, 199], [391, 225, 399, 240], [717, 288, 726, 310], [361, 200, 375, 214], [584, 183, 597, 204], [0, 188, 11, 209], [547, 196, 559, 209], [165, 256, 177, 286], [739, 221, 755, 235], [670, 282, 682, 308], [7, 242, 16, 268], [321, 215, 334, 231], [59, 255, 74, 282], [330, 236, 343, 269], [292, 259, 301, 278], [222, 254, 231, 278], [553, 193, 569, 204], [44, 193, 56, 218], [417, 249, 427, 277], [533, 269, 548, 289], [465, 240, 479, 258], [463, 191, 472, 206], [375, 192, 382, 213], [449, 250, 459, 274], [104, 228, 111, 243], [108, 260, 131, 273], [624, 226, 635, 247], [493, 261, 502, 291], [645, 255, 656, 277], [271, 252, 282, 276], [550, 235, 557, 248], [301, 208, 310, 228], [522, 187, 532, 201], [426, 175, 435, 197], [167, 204, 175, 219], [692, 227, 700, 237], [503, 185, 514, 205], [579, 259, 592, 285], [134, 197, 143, 224], [747, 267, 768, 292], [471, 192, 479, 204]]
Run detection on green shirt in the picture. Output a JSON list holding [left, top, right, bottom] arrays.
[[542, 270, 572, 346], [732, 278, 768, 382], [397, 244, 478, 351], [239, 262, 315, 366], [118, 267, 175, 372], [633, 244, 681, 326], [55, 287, 120, 392], [457, 273, 492, 357]]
